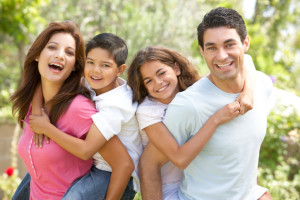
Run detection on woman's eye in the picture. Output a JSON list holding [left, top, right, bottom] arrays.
[[159, 71, 166, 76], [66, 50, 74, 56], [47, 45, 56, 50]]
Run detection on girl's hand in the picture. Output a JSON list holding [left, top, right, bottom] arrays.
[[214, 102, 240, 125], [236, 88, 254, 115], [29, 109, 51, 135]]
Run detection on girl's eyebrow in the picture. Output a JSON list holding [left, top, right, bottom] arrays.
[[143, 68, 164, 81]]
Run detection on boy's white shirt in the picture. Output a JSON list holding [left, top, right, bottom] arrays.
[[86, 78, 142, 192]]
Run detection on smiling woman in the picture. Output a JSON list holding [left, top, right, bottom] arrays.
[[10, 21, 97, 199]]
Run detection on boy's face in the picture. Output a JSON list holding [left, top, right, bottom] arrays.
[[84, 47, 124, 95], [200, 26, 249, 83]]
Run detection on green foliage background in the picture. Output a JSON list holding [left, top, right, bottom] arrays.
[[0, 0, 299, 199]]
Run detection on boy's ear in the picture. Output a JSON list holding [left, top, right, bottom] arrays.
[[117, 64, 126, 77]]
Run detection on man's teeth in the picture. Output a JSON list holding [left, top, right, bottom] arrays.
[[217, 62, 231, 68]]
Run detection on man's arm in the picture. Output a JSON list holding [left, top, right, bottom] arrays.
[[139, 142, 168, 200]]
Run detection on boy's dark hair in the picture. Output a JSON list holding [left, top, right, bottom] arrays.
[[85, 33, 128, 67], [197, 7, 247, 50]]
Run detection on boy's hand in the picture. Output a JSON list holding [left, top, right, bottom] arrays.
[[29, 109, 50, 135], [33, 133, 50, 148]]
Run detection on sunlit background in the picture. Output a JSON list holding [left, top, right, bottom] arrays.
[[0, 0, 299, 199]]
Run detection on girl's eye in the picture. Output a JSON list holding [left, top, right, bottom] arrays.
[[159, 71, 166, 76], [87, 61, 94, 65], [145, 79, 152, 85]]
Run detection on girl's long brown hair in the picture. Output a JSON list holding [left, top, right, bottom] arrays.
[[127, 46, 200, 104], [11, 21, 87, 128]]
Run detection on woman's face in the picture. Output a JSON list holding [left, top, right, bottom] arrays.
[[140, 60, 180, 104], [37, 32, 76, 86]]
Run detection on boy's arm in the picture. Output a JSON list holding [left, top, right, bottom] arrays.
[[139, 142, 168, 200], [145, 101, 240, 169], [99, 135, 134, 200], [31, 84, 49, 148], [236, 54, 256, 114], [29, 111, 108, 160]]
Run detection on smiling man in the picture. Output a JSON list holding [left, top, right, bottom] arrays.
[[162, 7, 273, 200]]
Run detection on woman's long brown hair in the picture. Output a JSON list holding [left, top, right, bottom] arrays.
[[11, 21, 87, 128], [127, 46, 200, 104]]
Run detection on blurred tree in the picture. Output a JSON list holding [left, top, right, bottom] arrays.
[[0, 0, 48, 118]]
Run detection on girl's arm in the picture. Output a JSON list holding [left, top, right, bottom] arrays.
[[29, 110, 109, 160], [236, 54, 256, 114], [99, 136, 134, 200], [145, 101, 240, 170], [31, 84, 49, 148]]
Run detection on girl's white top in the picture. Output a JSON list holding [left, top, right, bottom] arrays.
[[136, 96, 183, 195]]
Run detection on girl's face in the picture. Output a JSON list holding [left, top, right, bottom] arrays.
[[140, 60, 181, 104], [84, 47, 124, 95], [37, 33, 76, 86]]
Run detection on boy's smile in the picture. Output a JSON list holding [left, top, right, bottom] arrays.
[[84, 47, 124, 95]]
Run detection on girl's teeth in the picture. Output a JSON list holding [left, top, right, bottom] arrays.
[[158, 85, 168, 92]]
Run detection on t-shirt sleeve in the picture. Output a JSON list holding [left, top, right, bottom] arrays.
[[65, 95, 97, 138], [91, 107, 125, 141], [136, 103, 165, 130], [163, 94, 199, 146]]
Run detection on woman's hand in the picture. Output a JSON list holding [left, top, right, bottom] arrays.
[[29, 109, 51, 135]]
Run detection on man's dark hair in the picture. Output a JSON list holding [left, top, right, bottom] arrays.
[[85, 33, 128, 67], [197, 7, 247, 50]]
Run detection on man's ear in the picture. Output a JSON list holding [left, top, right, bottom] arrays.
[[243, 35, 250, 53], [199, 46, 205, 57], [117, 64, 126, 77]]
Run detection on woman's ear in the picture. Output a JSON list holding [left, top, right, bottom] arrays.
[[117, 64, 126, 77], [35, 57, 39, 62]]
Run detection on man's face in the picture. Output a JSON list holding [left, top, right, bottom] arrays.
[[200, 27, 249, 83]]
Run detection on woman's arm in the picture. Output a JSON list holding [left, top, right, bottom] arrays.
[[31, 84, 49, 148], [145, 101, 240, 169], [139, 142, 168, 200], [99, 135, 134, 200], [29, 110, 108, 160], [236, 54, 256, 114]]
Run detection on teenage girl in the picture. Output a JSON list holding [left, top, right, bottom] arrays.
[[127, 46, 255, 199]]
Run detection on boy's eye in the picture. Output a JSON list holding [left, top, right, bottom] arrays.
[[102, 64, 110, 68]]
